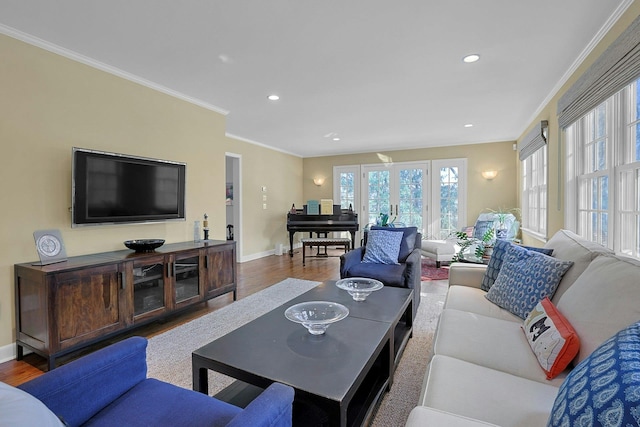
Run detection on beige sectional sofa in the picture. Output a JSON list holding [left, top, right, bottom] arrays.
[[406, 229, 640, 426]]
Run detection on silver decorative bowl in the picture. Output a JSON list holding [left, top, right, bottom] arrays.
[[336, 278, 384, 301], [284, 301, 349, 335]]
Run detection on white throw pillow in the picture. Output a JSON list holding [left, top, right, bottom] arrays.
[[0, 382, 65, 427]]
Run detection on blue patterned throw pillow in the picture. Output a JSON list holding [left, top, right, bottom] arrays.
[[485, 244, 573, 319], [548, 321, 640, 427], [480, 240, 554, 291], [362, 229, 404, 265]]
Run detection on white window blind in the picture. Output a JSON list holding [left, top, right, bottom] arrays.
[[519, 120, 548, 161], [558, 14, 640, 128]]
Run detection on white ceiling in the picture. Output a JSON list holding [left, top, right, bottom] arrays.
[[0, 1, 630, 157]]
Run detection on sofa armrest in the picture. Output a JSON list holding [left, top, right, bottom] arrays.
[[448, 263, 488, 288], [226, 383, 294, 427], [406, 407, 499, 426], [404, 248, 422, 290], [340, 247, 364, 278], [19, 337, 148, 427]]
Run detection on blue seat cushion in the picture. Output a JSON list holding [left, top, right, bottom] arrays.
[[346, 262, 407, 287], [84, 379, 242, 427]]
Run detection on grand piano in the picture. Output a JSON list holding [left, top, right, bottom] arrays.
[[286, 205, 359, 257]]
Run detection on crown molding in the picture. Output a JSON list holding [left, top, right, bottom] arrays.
[[525, 0, 633, 134], [0, 24, 229, 116], [225, 132, 302, 158]]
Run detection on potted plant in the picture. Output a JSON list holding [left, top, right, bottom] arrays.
[[452, 227, 495, 262], [376, 213, 397, 227], [488, 207, 520, 240]]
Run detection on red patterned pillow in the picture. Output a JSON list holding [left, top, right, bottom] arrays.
[[522, 297, 580, 379]]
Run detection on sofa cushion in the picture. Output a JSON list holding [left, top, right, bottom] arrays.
[[406, 407, 499, 426], [485, 245, 573, 319], [362, 229, 403, 265], [84, 378, 241, 427], [444, 285, 522, 323], [419, 355, 560, 427], [434, 309, 568, 386], [543, 229, 613, 303], [522, 297, 580, 380], [0, 382, 65, 427], [344, 262, 406, 287], [555, 254, 640, 364], [371, 226, 417, 262], [481, 240, 554, 291], [547, 321, 640, 427]]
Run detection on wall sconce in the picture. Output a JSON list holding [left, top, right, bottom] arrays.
[[313, 177, 325, 186], [482, 170, 498, 180]]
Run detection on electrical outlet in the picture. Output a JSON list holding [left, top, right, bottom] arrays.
[[262, 194, 267, 201]]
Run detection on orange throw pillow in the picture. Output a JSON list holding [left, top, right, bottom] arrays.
[[522, 297, 580, 379]]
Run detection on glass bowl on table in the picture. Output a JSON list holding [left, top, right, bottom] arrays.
[[335, 277, 384, 301], [284, 301, 349, 335]]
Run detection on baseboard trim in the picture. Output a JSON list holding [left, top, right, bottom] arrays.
[[239, 243, 301, 263], [0, 342, 17, 364]]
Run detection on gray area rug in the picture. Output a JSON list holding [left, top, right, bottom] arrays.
[[147, 278, 447, 426]]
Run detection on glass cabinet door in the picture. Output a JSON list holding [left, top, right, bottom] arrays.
[[174, 251, 201, 304], [132, 257, 166, 317]]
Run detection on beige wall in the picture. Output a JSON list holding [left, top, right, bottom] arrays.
[[2, 1, 638, 354], [0, 34, 302, 351], [303, 141, 519, 229], [517, 2, 640, 246]]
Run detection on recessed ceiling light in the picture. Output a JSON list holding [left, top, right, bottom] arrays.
[[463, 54, 480, 63], [332, 137, 341, 141], [267, 94, 280, 101], [464, 123, 474, 128]]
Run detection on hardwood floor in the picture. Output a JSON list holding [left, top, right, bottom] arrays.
[[0, 248, 343, 387]]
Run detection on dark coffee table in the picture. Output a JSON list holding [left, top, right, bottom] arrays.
[[192, 281, 413, 427]]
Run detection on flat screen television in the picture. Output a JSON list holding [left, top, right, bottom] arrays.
[[72, 148, 186, 227]]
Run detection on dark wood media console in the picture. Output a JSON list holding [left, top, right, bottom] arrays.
[[14, 240, 237, 370]]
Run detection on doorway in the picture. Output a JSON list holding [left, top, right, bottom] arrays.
[[361, 161, 429, 233], [225, 153, 241, 262]]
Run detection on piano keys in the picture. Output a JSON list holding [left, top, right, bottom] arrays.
[[286, 206, 359, 257]]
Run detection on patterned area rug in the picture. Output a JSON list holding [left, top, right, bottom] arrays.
[[146, 277, 447, 426], [421, 257, 449, 281]]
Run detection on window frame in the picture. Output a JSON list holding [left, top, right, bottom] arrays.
[[521, 144, 548, 239], [565, 78, 640, 257]]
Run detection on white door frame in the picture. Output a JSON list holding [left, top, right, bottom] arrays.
[[430, 158, 467, 239], [333, 164, 361, 244], [361, 161, 429, 235], [225, 152, 242, 262]]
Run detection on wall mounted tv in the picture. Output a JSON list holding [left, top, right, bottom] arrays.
[[72, 148, 186, 227]]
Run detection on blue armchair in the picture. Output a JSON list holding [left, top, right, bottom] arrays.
[[16, 337, 294, 427], [340, 226, 422, 319]]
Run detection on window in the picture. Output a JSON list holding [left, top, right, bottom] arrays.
[[431, 159, 467, 239], [566, 78, 640, 257], [521, 145, 547, 237]]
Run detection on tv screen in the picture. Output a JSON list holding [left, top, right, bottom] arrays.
[[72, 148, 186, 226]]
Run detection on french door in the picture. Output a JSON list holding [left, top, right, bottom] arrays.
[[431, 159, 467, 239], [333, 165, 361, 242], [334, 160, 466, 244], [361, 162, 429, 234]]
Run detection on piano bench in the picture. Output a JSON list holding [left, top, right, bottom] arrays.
[[301, 238, 351, 266]]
